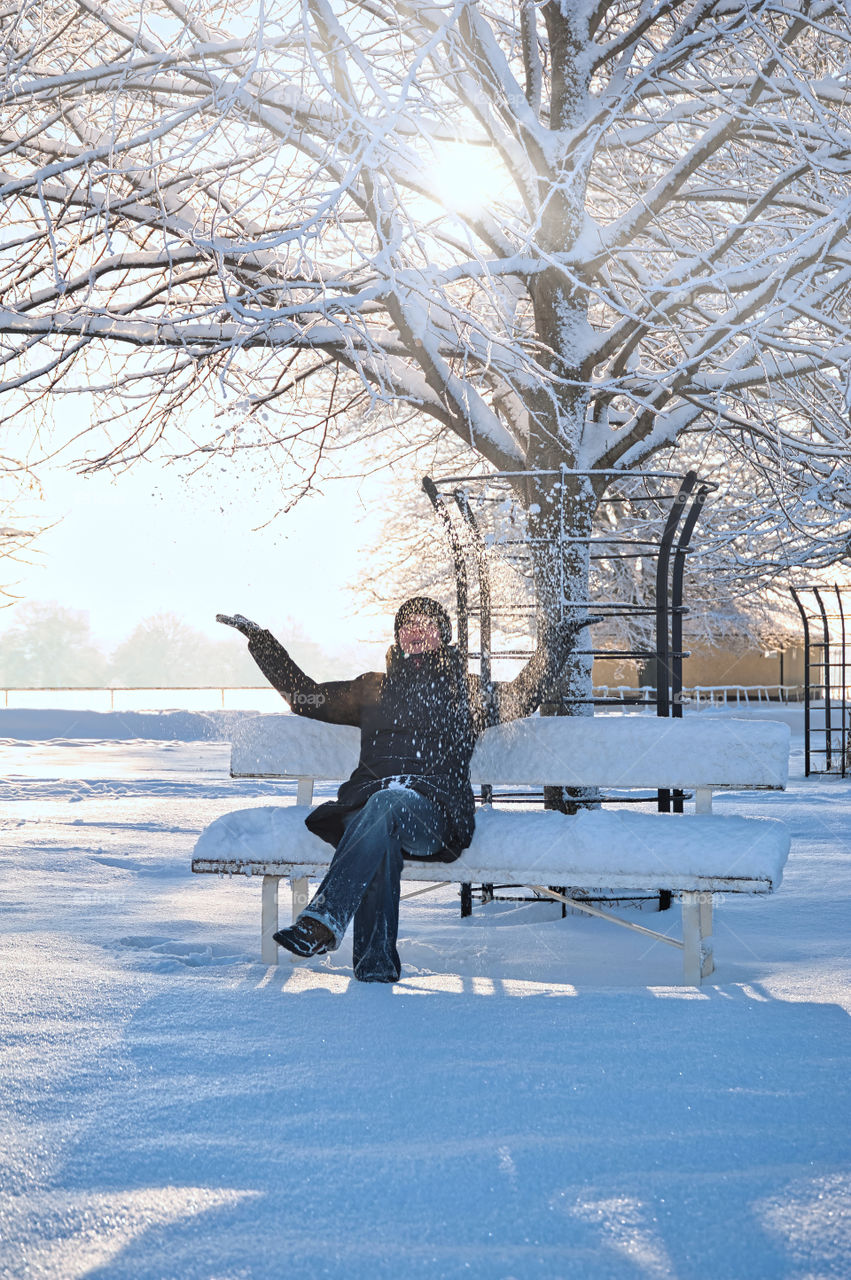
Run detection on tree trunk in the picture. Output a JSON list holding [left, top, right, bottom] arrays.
[[521, 465, 599, 814]]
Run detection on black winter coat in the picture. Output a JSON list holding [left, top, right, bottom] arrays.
[[248, 627, 574, 861]]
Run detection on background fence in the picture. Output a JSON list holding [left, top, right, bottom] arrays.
[[0, 684, 807, 713], [0, 687, 284, 712]]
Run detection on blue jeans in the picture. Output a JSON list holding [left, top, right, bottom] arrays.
[[300, 788, 448, 982]]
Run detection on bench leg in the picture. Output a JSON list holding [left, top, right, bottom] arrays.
[[700, 894, 715, 979], [261, 876, 280, 965], [291, 876, 310, 922], [682, 891, 714, 985]]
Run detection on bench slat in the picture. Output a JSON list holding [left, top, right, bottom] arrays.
[[230, 713, 790, 790], [192, 858, 773, 895]]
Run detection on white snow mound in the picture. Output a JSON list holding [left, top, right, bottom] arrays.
[[194, 803, 790, 891]]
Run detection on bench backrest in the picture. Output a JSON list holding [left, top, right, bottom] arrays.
[[231, 712, 789, 790]]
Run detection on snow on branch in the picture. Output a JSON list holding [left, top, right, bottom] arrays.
[[0, 0, 848, 583]]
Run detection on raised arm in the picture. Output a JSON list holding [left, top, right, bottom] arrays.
[[217, 615, 370, 727], [491, 618, 601, 724]]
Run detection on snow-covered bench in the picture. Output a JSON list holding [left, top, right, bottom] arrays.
[[192, 713, 791, 985]]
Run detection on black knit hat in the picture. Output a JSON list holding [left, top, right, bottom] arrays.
[[394, 596, 452, 647]]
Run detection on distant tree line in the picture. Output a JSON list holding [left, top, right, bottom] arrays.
[[0, 603, 334, 688]]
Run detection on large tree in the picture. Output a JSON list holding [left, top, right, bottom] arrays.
[[2, 0, 850, 688]]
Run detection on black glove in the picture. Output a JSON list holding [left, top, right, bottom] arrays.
[[216, 613, 263, 638]]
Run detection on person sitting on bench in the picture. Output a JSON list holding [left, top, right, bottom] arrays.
[[217, 599, 591, 983]]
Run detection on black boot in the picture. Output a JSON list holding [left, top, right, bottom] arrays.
[[354, 969, 400, 984], [273, 916, 336, 958]]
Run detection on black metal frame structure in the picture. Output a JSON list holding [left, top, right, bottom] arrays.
[[423, 467, 714, 916], [790, 585, 851, 777]]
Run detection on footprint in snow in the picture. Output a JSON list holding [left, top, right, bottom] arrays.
[[116, 935, 250, 969]]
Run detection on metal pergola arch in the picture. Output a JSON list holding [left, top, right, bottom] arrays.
[[790, 584, 851, 777], [423, 466, 716, 917]]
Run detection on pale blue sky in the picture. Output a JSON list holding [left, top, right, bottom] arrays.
[[2, 430, 394, 674]]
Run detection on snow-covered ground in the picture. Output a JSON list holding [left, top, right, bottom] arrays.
[[1, 728, 849, 1279]]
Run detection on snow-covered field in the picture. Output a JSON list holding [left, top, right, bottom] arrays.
[[1, 729, 849, 1279]]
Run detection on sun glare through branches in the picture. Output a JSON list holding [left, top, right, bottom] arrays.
[[423, 140, 514, 218]]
